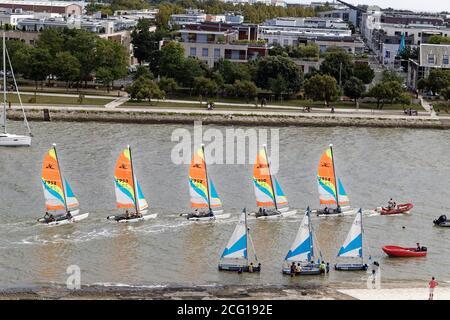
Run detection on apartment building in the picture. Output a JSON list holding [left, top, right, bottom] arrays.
[[407, 43, 450, 90]]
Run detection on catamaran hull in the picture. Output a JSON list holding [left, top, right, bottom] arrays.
[[180, 209, 224, 217], [218, 264, 261, 273], [107, 213, 158, 223], [282, 267, 322, 275], [37, 209, 81, 223], [314, 207, 356, 217], [249, 209, 297, 220], [187, 213, 231, 221], [0, 134, 31, 147], [334, 263, 368, 271], [40, 212, 89, 226]]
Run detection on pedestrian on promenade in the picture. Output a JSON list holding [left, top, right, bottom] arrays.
[[429, 277, 438, 300]]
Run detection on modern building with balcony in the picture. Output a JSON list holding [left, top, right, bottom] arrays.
[[178, 27, 269, 67]]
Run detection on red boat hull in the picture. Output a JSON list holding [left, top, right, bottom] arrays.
[[382, 246, 427, 257], [381, 203, 413, 215]]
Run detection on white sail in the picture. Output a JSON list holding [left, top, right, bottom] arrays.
[[337, 209, 363, 258], [221, 212, 247, 259], [284, 210, 312, 262]]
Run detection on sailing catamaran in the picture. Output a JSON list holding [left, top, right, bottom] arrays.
[[0, 32, 32, 147], [38, 144, 89, 226], [282, 207, 322, 275], [218, 208, 261, 273], [185, 145, 230, 221], [107, 146, 157, 223], [335, 209, 368, 271], [250, 146, 297, 219], [315, 144, 354, 217]]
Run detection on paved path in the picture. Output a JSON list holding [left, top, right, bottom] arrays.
[[419, 95, 438, 118], [105, 96, 129, 109], [13, 91, 115, 100]]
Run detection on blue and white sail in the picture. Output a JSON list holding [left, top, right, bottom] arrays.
[[284, 209, 313, 262], [337, 209, 363, 258], [221, 212, 247, 259], [337, 178, 350, 206]]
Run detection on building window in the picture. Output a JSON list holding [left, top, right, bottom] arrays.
[[190, 47, 196, 57], [283, 39, 288, 46], [214, 48, 220, 59], [385, 51, 391, 59], [428, 54, 435, 64], [202, 48, 208, 57], [444, 55, 449, 65]]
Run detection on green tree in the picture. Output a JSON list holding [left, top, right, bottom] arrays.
[[381, 69, 403, 84], [214, 59, 251, 84], [159, 41, 185, 79], [193, 76, 218, 97], [133, 65, 154, 80], [428, 35, 450, 44], [320, 47, 354, 84], [21, 47, 52, 90], [353, 63, 375, 84], [126, 76, 163, 102], [304, 74, 340, 107], [233, 80, 257, 102], [268, 75, 287, 96], [343, 76, 365, 105], [255, 56, 302, 94], [176, 57, 207, 88], [426, 69, 450, 95], [367, 82, 388, 109], [158, 77, 178, 96], [95, 39, 128, 90], [54, 52, 80, 88]]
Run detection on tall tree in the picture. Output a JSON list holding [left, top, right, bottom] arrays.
[[304, 74, 340, 107], [343, 76, 365, 105], [319, 47, 354, 85], [255, 56, 302, 94]]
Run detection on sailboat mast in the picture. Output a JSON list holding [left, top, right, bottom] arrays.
[[128, 145, 140, 215], [202, 144, 212, 212], [360, 209, 364, 264], [244, 208, 249, 265], [308, 208, 314, 261], [329, 144, 340, 207], [53, 144, 68, 214], [2, 32, 7, 134], [264, 145, 278, 210]]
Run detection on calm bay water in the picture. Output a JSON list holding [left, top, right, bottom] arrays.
[[0, 121, 450, 289]]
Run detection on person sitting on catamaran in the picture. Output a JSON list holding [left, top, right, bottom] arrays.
[[336, 205, 342, 213], [248, 263, 254, 273], [296, 263, 302, 274], [66, 211, 72, 219], [319, 262, 326, 274], [290, 262, 296, 276]]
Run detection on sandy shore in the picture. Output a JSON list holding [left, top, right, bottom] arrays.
[[6, 106, 450, 129], [1, 281, 447, 300]]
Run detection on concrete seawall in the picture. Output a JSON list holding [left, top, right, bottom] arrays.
[[7, 106, 450, 129]]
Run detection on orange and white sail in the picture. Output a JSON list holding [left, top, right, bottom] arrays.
[[253, 148, 288, 208], [41, 146, 79, 212], [188, 147, 222, 209], [114, 147, 148, 212]]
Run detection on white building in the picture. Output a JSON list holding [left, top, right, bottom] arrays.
[[0, 9, 34, 27]]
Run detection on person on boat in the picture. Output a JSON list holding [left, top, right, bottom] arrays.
[[208, 208, 214, 217], [290, 262, 296, 277], [66, 211, 72, 220], [258, 208, 263, 216], [44, 212, 50, 221], [248, 263, 254, 273], [323, 207, 329, 214], [387, 199, 394, 210], [416, 243, 421, 252], [429, 277, 438, 300], [326, 262, 330, 274], [336, 205, 342, 214], [262, 208, 267, 216], [296, 263, 302, 274]]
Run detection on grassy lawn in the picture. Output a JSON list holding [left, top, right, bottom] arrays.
[[17, 86, 122, 97], [8, 94, 113, 105]]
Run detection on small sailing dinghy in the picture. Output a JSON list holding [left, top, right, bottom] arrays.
[[107, 146, 157, 223], [0, 32, 32, 147], [249, 146, 297, 219], [218, 209, 261, 273], [335, 209, 368, 271], [282, 207, 322, 275], [184, 145, 230, 221], [38, 144, 89, 226], [315, 144, 354, 217]]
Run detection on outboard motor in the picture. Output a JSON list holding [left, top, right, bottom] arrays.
[[421, 246, 427, 252]]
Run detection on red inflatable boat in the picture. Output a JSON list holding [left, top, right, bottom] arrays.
[[380, 203, 413, 215], [382, 245, 427, 257]]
